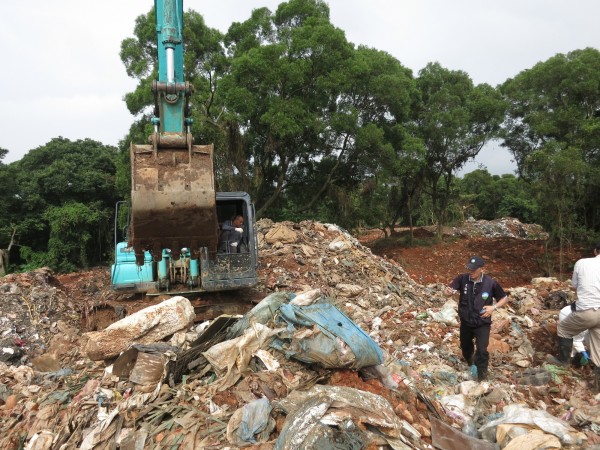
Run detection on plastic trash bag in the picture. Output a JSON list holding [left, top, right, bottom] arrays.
[[272, 301, 383, 369], [227, 397, 275, 446], [427, 299, 459, 326], [226, 292, 292, 340], [275, 385, 420, 450], [479, 404, 585, 445]]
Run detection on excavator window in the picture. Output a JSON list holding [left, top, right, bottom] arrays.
[[216, 199, 249, 254]]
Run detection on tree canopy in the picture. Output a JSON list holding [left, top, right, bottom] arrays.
[[501, 47, 600, 240], [1, 1, 599, 274], [1, 138, 119, 272]]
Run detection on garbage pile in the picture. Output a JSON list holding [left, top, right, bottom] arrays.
[[0, 267, 82, 366], [450, 217, 549, 240], [0, 219, 599, 449]]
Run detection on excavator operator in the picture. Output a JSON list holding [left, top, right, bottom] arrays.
[[219, 215, 245, 253]]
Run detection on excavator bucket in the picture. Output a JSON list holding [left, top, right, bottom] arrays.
[[129, 141, 219, 263]]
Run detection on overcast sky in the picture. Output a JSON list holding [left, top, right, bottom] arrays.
[[2, 1, 599, 175]]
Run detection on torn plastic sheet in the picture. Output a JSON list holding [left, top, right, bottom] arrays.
[[203, 323, 281, 391], [275, 385, 420, 450], [427, 299, 459, 326], [227, 397, 275, 447], [478, 404, 585, 445], [225, 292, 292, 340], [273, 301, 383, 369]]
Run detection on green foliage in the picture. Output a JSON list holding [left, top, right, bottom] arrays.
[[458, 170, 537, 222], [0, 163, 21, 248], [5, 138, 118, 272], [7, 5, 600, 276], [220, 0, 358, 217], [18, 247, 49, 273], [412, 63, 506, 236], [526, 145, 589, 244], [44, 202, 112, 272], [501, 48, 600, 171], [501, 48, 600, 236]]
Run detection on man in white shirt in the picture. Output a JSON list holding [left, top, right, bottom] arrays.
[[558, 304, 589, 364], [558, 244, 600, 385]]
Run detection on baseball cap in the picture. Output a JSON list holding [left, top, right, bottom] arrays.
[[466, 256, 485, 270]]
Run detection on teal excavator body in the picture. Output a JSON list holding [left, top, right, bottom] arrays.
[[111, 0, 258, 294]]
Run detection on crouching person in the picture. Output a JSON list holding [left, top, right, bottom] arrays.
[[557, 243, 600, 388], [557, 304, 590, 366]]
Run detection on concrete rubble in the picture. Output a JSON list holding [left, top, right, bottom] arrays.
[[0, 218, 598, 449]]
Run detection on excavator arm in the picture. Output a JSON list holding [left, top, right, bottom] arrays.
[[129, 0, 218, 265], [111, 1, 258, 294]]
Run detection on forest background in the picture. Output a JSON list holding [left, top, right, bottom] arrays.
[[0, 0, 598, 274]]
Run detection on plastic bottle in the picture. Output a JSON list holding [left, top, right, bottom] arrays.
[[581, 351, 590, 365], [470, 364, 478, 378]]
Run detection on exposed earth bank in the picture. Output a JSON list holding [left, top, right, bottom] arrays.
[[359, 219, 585, 288]]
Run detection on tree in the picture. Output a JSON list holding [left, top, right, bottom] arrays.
[[282, 45, 416, 229], [501, 48, 600, 233], [412, 63, 506, 236], [12, 138, 119, 271], [44, 202, 113, 273], [526, 144, 590, 273], [117, 1, 423, 231], [501, 48, 600, 174], [0, 147, 16, 274], [0, 149, 33, 272], [459, 170, 537, 222], [221, 0, 357, 217]]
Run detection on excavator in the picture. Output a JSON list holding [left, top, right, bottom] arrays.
[[110, 0, 258, 294]]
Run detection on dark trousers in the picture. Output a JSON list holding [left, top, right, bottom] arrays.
[[460, 322, 491, 374]]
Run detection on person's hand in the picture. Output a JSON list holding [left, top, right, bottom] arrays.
[[235, 227, 243, 233], [480, 305, 495, 318], [230, 242, 238, 247], [444, 286, 456, 296]]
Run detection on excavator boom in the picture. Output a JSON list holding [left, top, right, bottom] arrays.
[[130, 0, 217, 264]]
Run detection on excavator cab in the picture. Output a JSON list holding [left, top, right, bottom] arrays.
[[111, 192, 258, 294], [110, 0, 258, 294]]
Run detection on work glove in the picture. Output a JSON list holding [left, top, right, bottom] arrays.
[[235, 227, 243, 233], [230, 242, 238, 247], [580, 351, 590, 366]]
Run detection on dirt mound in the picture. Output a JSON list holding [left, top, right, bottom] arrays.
[[361, 219, 583, 288]]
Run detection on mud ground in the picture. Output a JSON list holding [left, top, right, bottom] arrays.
[[359, 227, 584, 288]]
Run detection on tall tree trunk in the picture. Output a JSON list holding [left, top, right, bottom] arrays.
[[0, 226, 17, 276], [256, 160, 289, 218], [299, 136, 349, 213], [0, 249, 6, 277]]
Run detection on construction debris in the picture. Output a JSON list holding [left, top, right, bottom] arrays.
[[84, 296, 195, 360], [0, 218, 597, 449]]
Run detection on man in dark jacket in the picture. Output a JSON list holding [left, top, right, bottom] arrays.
[[218, 215, 245, 253], [445, 256, 509, 381]]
